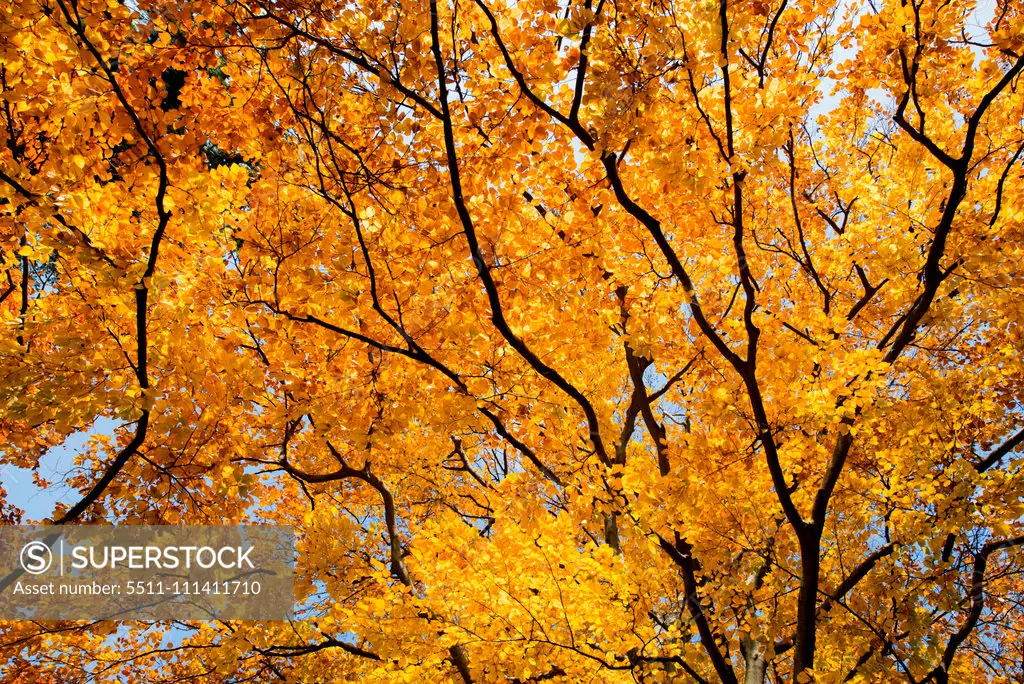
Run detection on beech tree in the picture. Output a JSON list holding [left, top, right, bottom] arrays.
[[2, 0, 1024, 680]]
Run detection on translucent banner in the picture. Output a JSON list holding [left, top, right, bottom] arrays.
[[0, 526, 294, 620]]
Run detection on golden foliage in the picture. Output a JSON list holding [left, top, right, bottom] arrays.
[[2, 0, 1024, 681]]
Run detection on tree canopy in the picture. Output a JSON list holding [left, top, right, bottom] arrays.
[[2, 0, 1024, 680]]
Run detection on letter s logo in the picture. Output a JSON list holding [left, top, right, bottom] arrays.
[[20, 541, 53, 575]]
